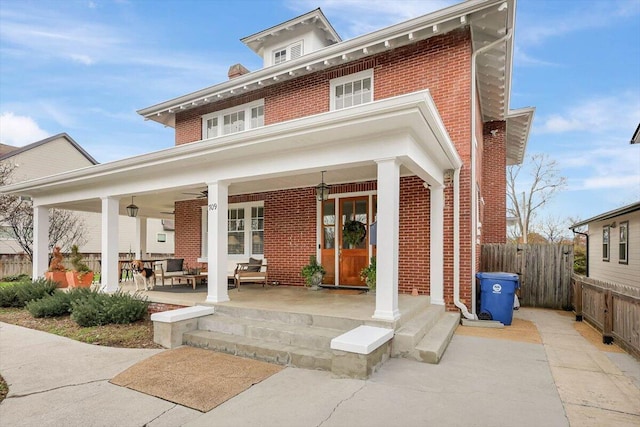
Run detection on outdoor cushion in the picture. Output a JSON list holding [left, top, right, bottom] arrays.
[[166, 258, 184, 272], [247, 257, 262, 272]]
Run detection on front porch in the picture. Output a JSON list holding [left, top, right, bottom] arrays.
[[123, 281, 429, 329]]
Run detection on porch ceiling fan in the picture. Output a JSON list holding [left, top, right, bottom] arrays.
[[182, 189, 208, 199]]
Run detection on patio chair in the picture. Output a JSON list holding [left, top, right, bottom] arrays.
[[234, 258, 268, 291], [153, 258, 186, 286]]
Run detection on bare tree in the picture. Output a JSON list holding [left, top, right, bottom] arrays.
[[507, 153, 567, 243], [536, 215, 571, 243], [1, 161, 87, 261]]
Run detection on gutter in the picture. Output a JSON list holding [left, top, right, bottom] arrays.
[[454, 26, 513, 320]]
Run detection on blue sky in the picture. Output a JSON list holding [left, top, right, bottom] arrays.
[[1, 0, 639, 228]]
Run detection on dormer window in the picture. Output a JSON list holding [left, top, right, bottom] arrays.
[[202, 99, 264, 139], [272, 41, 303, 65]]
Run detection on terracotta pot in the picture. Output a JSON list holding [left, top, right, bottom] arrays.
[[45, 271, 68, 288], [66, 271, 94, 288]]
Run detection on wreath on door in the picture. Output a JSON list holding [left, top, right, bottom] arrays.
[[343, 220, 367, 248]]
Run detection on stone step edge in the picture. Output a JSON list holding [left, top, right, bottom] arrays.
[[211, 304, 366, 329], [184, 329, 333, 370], [411, 312, 460, 364], [391, 306, 444, 355]]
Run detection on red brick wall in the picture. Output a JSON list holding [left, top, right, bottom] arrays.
[[171, 28, 490, 309], [399, 176, 430, 295], [481, 121, 507, 244]]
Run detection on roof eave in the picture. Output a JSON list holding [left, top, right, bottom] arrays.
[[137, 0, 510, 126], [569, 201, 640, 229]]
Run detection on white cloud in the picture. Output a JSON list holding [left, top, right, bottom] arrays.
[[0, 112, 49, 146], [535, 92, 640, 134]]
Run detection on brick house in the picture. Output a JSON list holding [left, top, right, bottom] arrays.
[[2, 0, 533, 322]]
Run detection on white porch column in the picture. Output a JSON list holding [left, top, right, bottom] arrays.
[[32, 205, 49, 280], [429, 185, 445, 305], [373, 158, 401, 321], [101, 197, 120, 293], [206, 181, 230, 303], [134, 217, 147, 259]]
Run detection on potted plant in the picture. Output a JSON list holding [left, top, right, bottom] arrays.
[[45, 246, 68, 288], [360, 256, 376, 293], [65, 244, 94, 288], [343, 220, 366, 248], [301, 255, 326, 291]]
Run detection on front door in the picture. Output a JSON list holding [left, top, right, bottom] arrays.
[[338, 197, 369, 286]]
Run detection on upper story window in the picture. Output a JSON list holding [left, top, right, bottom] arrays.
[[602, 225, 610, 261], [619, 221, 628, 264], [202, 99, 264, 140], [272, 41, 303, 65], [330, 69, 373, 111]]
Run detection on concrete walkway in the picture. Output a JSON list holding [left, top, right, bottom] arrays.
[[0, 308, 637, 427]]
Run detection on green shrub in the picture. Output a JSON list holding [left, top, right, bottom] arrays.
[[0, 286, 19, 307], [0, 278, 57, 308], [71, 290, 148, 327], [1, 274, 30, 282], [26, 291, 73, 317]]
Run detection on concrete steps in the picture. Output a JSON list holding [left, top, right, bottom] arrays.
[[181, 302, 460, 377], [393, 307, 460, 364]]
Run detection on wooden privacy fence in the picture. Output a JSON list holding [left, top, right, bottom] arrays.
[[480, 244, 574, 309], [573, 275, 640, 359], [0, 255, 101, 279]]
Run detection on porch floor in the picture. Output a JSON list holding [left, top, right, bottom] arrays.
[[120, 281, 431, 329]]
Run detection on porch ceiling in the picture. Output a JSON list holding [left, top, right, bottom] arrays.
[[1, 91, 460, 219]]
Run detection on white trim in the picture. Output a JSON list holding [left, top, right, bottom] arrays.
[[200, 200, 265, 261], [272, 40, 304, 65], [202, 99, 265, 139], [330, 69, 374, 111]]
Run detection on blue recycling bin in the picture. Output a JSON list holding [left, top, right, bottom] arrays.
[[476, 272, 519, 325]]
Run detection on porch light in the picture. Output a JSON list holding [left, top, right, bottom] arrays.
[[126, 196, 139, 218], [315, 171, 330, 201]]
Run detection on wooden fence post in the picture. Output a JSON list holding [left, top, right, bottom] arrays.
[[603, 289, 613, 344], [574, 277, 583, 321]]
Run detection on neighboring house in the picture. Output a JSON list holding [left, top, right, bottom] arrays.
[[632, 123, 640, 144], [0, 133, 174, 257], [570, 202, 639, 288], [1, 0, 534, 320]]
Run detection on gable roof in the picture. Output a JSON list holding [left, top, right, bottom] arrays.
[[241, 8, 341, 56], [0, 133, 99, 165], [570, 202, 640, 229]]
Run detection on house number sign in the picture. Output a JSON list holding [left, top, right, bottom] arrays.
[[208, 203, 217, 211]]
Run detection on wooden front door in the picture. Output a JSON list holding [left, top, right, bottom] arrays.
[[338, 197, 368, 286]]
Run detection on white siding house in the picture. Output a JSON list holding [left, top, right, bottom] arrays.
[[0, 134, 174, 256], [571, 202, 640, 288]]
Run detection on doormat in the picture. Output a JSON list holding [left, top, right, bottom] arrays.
[[323, 288, 368, 295], [110, 346, 282, 412]]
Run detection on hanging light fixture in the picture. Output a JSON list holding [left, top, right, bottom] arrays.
[[315, 171, 330, 201], [126, 196, 139, 218]]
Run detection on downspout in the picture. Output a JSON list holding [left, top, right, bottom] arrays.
[[455, 27, 513, 320]]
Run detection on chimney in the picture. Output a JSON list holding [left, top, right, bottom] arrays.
[[228, 63, 250, 79]]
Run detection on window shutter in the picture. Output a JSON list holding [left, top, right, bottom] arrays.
[[290, 42, 302, 59]]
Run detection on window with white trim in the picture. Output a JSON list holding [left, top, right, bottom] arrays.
[[330, 69, 373, 111], [602, 225, 610, 261], [202, 99, 264, 139], [619, 221, 628, 264], [272, 40, 303, 65], [200, 202, 265, 259]]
